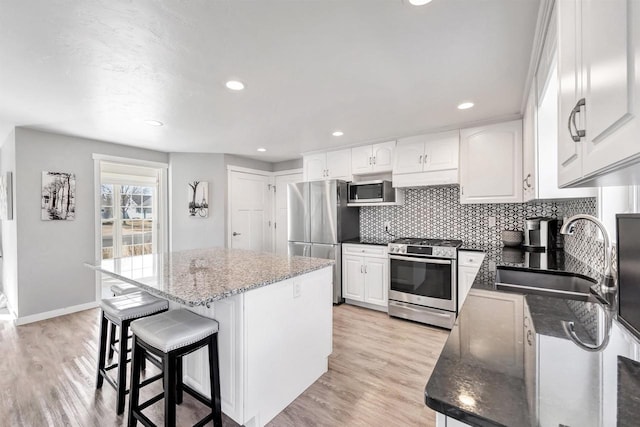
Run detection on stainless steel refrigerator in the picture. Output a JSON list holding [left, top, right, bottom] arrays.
[[288, 180, 360, 304]]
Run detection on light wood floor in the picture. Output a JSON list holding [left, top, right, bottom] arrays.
[[0, 304, 448, 426]]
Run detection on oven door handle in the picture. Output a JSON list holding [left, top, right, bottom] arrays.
[[389, 255, 452, 265]]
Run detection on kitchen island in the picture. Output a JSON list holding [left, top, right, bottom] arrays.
[[87, 247, 334, 427], [425, 248, 640, 426]]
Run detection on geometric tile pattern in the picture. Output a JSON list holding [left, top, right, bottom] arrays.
[[360, 185, 602, 272]]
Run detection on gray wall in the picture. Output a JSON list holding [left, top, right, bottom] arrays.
[[273, 158, 302, 172], [169, 153, 226, 251], [14, 128, 168, 318], [0, 130, 17, 315]]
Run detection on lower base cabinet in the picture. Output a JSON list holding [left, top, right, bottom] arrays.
[[342, 244, 388, 311], [435, 413, 472, 427], [457, 251, 485, 312]]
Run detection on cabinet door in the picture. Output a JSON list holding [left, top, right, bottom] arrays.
[[326, 149, 352, 180], [371, 141, 396, 173], [459, 120, 523, 204], [523, 83, 537, 202], [557, 0, 583, 186], [303, 154, 326, 182], [351, 145, 373, 175], [457, 266, 479, 312], [394, 135, 425, 174], [423, 130, 459, 172], [343, 255, 364, 301], [582, 0, 636, 176], [363, 256, 388, 307]]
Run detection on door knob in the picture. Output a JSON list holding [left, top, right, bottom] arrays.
[[232, 232, 241, 236]]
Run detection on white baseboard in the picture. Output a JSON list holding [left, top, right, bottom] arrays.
[[15, 301, 99, 325], [343, 299, 388, 313]]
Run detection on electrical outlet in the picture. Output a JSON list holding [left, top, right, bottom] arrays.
[[384, 221, 391, 232], [488, 216, 496, 227]]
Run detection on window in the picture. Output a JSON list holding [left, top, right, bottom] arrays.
[[101, 184, 155, 259]]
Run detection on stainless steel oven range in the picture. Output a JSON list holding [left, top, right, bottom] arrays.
[[388, 238, 462, 329]]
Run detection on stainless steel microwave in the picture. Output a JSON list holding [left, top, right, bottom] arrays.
[[347, 180, 395, 204]]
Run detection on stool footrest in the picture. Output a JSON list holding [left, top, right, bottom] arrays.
[[182, 383, 212, 407], [139, 373, 163, 388], [193, 414, 214, 427], [138, 391, 164, 411], [132, 410, 156, 427]]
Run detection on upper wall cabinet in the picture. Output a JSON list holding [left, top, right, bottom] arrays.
[[303, 149, 352, 182], [558, 0, 640, 187], [392, 130, 459, 188], [523, 11, 595, 202], [459, 120, 523, 204], [351, 141, 396, 175]]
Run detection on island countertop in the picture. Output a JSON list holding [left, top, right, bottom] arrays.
[[86, 247, 334, 306]]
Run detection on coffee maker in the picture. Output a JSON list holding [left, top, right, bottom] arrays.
[[523, 217, 558, 251]]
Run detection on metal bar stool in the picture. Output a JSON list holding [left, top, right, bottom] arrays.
[[108, 282, 141, 359], [97, 291, 169, 415], [128, 309, 222, 427]]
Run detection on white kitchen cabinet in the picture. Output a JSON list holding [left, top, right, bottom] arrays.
[[457, 251, 485, 312], [342, 244, 388, 311], [522, 19, 595, 202], [558, 0, 640, 187], [392, 130, 459, 187], [303, 148, 352, 182], [351, 141, 395, 175], [459, 120, 523, 204]]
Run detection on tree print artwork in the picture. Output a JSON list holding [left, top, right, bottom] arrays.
[[42, 172, 76, 220], [188, 180, 209, 217]]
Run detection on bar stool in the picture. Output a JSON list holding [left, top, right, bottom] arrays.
[[108, 282, 141, 359], [97, 291, 169, 415], [128, 309, 222, 427]]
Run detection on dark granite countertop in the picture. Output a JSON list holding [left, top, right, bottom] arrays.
[[425, 245, 640, 426], [342, 237, 393, 246]]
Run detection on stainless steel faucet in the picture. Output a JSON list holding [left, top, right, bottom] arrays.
[[560, 214, 616, 292]]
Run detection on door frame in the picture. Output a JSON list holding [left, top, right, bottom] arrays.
[[226, 165, 302, 251], [92, 154, 169, 302]]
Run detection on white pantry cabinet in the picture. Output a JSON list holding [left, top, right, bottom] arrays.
[[558, 0, 640, 187], [392, 130, 459, 187], [351, 141, 395, 175], [459, 120, 523, 204], [342, 244, 388, 311], [303, 149, 352, 182], [457, 251, 484, 312]]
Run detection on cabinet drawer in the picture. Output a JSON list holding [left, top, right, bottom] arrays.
[[342, 244, 388, 257], [458, 251, 485, 267]]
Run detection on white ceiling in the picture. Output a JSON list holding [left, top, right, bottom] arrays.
[[0, 0, 540, 162]]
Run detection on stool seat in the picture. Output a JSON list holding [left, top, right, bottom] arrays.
[[131, 309, 219, 353], [101, 291, 169, 325], [110, 282, 140, 296]]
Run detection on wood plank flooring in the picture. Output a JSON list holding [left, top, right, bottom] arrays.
[[0, 304, 448, 426]]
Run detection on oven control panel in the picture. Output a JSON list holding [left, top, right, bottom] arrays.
[[388, 244, 457, 259]]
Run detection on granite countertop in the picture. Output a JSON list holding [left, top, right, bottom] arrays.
[[425, 245, 640, 426], [86, 247, 334, 306], [342, 237, 393, 246]]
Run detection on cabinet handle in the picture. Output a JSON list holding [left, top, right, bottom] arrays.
[[364, 265, 368, 273], [526, 329, 533, 346], [419, 155, 423, 164], [423, 154, 427, 164], [360, 265, 364, 273], [523, 173, 532, 189], [369, 157, 372, 165], [373, 156, 376, 165], [568, 98, 586, 142], [460, 186, 464, 195]]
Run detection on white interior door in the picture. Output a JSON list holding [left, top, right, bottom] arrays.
[[274, 172, 302, 255], [229, 170, 271, 251]]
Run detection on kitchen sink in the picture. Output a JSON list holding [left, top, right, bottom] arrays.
[[495, 267, 601, 302]]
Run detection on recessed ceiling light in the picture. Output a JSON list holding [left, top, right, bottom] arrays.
[[457, 102, 474, 110], [144, 120, 163, 126], [257, 147, 267, 152], [332, 131, 344, 137], [409, 0, 433, 5], [226, 80, 245, 91]]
